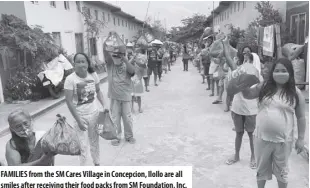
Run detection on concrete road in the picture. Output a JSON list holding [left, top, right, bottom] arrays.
[[0, 59, 308, 188]]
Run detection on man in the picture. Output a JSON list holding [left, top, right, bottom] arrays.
[[157, 46, 164, 81], [103, 36, 136, 146], [147, 46, 159, 86]]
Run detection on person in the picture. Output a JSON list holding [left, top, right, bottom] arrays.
[[64, 52, 106, 166], [157, 46, 164, 82], [212, 57, 226, 104], [241, 58, 306, 188], [147, 46, 159, 86], [5, 109, 55, 166], [162, 49, 170, 74], [131, 48, 147, 113], [103, 38, 136, 146], [200, 44, 211, 88], [223, 39, 259, 169], [182, 45, 190, 71]]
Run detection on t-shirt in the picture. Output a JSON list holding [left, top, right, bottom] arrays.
[[106, 59, 133, 102], [148, 49, 158, 68], [200, 48, 210, 65], [64, 72, 100, 115], [231, 63, 259, 116]]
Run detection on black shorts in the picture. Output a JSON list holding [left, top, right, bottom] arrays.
[[147, 66, 158, 76], [203, 63, 210, 76], [231, 111, 256, 133]]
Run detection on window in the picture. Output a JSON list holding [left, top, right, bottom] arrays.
[[234, 3, 236, 12], [30, 1, 38, 4], [76, 1, 81, 12], [113, 17, 116, 25], [108, 13, 111, 22], [291, 13, 307, 44], [122, 20, 124, 27], [64, 1, 70, 10], [50, 1, 56, 8], [118, 18, 120, 26], [126, 21, 128, 27], [89, 38, 97, 56], [238, 2, 240, 11], [52, 32, 61, 47], [230, 6, 233, 14], [243, 1, 246, 9], [94, 10, 98, 20]]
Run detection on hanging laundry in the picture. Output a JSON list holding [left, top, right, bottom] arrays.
[[263, 25, 275, 57]]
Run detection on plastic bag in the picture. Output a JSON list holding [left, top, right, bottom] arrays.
[[282, 43, 304, 60], [97, 110, 118, 140], [209, 39, 237, 59], [292, 58, 306, 89], [41, 114, 81, 155], [227, 74, 260, 96]]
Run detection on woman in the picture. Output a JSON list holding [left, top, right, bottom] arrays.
[[5, 109, 55, 166], [64, 53, 106, 166], [241, 58, 306, 188], [223, 38, 259, 169], [131, 48, 147, 113], [182, 45, 190, 71]]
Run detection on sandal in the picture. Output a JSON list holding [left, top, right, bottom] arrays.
[[126, 138, 136, 144], [209, 94, 214, 96], [226, 157, 239, 165], [212, 100, 222, 104], [111, 140, 121, 146], [250, 160, 257, 169]]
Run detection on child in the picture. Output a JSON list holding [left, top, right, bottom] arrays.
[[131, 49, 147, 113]]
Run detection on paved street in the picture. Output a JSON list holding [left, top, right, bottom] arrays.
[[0, 58, 308, 188]]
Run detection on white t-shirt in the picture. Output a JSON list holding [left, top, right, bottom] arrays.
[[231, 63, 259, 116], [64, 72, 100, 115]]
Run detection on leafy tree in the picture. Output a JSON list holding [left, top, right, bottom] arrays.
[[0, 14, 65, 101], [81, 7, 107, 57], [170, 14, 207, 44]]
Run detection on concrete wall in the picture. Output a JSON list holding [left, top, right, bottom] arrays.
[[213, 1, 287, 34], [0, 1, 27, 22], [23, 1, 84, 55]]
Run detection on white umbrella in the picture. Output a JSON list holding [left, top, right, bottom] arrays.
[[126, 42, 134, 47], [151, 39, 163, 45]]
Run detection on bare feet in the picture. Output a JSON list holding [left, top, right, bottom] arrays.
[[139, 109, 143, 113]]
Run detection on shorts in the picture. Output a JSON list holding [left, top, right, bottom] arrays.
[[203, 63, 210, 76], [255, 138, 293, 183], [147, 66, 158, 76], [231, 111, 256, 132]]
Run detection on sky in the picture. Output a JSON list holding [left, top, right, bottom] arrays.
[[109, 1, 219, 29]]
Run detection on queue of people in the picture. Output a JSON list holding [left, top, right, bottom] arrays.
[[2, 33, 179, 167], [193, 34, 306, 188]]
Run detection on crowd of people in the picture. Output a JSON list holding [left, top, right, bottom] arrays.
[[1, 30, 307, 188]]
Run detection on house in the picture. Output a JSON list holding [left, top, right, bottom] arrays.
[[207, 1, 287, 34], [286, 1, 309, 89], [286, 1, 308, 45], [0, 1, 146, 103], [82, 1, 145, 62]]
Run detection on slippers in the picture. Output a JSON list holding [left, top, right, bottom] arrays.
[[226, 158, 239, 165], [250, 161, 257, 169], [212, 100, 223, 104]]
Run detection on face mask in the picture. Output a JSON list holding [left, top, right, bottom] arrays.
[[273, 72, 290, 84], [12, 127, 33, 138]]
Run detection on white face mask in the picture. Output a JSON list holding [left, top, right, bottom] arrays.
[[273, 72, 290, 85]]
